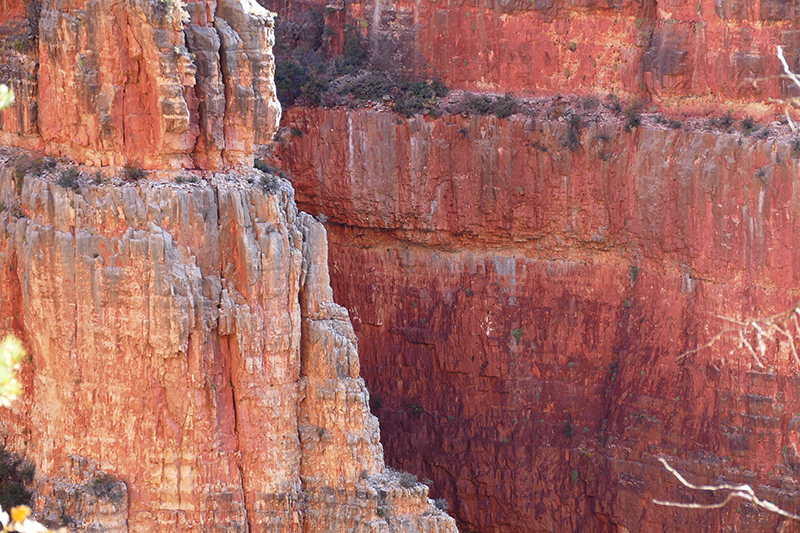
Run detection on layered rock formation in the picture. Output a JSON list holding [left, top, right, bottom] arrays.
[[0, 0, 281, 168], [0, 0, 459, 530], [274, 105, 800, 532], [267, 0, 800, 114], [0, 155, 457, 532]]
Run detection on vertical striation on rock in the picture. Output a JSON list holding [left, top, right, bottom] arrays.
[[0, 155, 457, 532], [275, 105, 800, 532], [0, 0, 281, 169]]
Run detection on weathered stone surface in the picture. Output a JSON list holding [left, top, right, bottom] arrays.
[[0, 153, 457, 532], [263, 0, 800, 113], [0, 0, 281, 169], [275, 105, 800, 532]]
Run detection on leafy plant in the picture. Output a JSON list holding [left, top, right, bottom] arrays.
[[623, 103, 643, 132], [56, 167, 81, 192], [123, 164, 147, 182], [399, 472, 418, 488], [741, 116, 756, 136], [435, 498, 449, 511]]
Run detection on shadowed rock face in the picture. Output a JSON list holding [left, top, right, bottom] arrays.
[[0, 0, 281, 169], [0, 156, 457, 532], [275, 106, 800, 532]]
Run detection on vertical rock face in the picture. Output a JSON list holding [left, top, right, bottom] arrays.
[[275, 106, 800, 532], [0, 157, 457, 532], [0, 0, 281, 169], [265, 0, 800, 112]]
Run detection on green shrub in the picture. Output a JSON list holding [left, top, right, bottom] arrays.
[[563, 420, 574, 439], [0, 448, 33, 511], [399, 472, 418, 488], [123, 164, 147, 182], [460, 92, 516, 119], [56, 167, 81, 192], [741, 116, 756, 136], [435, 498, 449, 511], [260, 174, 281, 193], [623, 103, 642, 132]]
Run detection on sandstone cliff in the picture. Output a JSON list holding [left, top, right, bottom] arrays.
[[273, 105, 800, 532], [267, 0, 800, 116], [0, 154, 457, 532], [0, 0, 281, 169]]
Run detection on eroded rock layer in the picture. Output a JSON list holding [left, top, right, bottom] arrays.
[[0, 155, 457, 533], [275, 105, 800, 532], [265, 0, 800, 113], [0, 0, 281, 169]]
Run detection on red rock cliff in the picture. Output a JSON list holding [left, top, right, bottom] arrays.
[[0, 0, 460, 530], [267, 0, 800, 115], [0, 157, 457, 532], [0, 0, 282, 169], [274, 105, 800, 532]]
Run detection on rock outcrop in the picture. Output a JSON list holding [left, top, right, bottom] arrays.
[[0, 0, 281, 169], [274, 105, 800, 532], [0, 155, 457, 532], [266, 0, 800, 114]]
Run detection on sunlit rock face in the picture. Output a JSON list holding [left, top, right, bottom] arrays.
[[0, 160, 458, 532], [0, 0, 281, 169], [275, 105, 800, 532]]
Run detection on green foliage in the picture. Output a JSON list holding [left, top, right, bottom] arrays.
[[332, 74, 447, 117], [0, 336, 25, 407], [654, 114, 682, 129], [623, 103, 643, 132], [461, 92, 516, 118], [511, 328, 523, 344], [630, 264, 640, 282], [90, 473, 123, 501], [399, 472, 418, 488], [14, 156, 56, 194], [56, 167, 81, 192], [260, 174, 281, 193], [254, 158, 275, 174], [563, 419, 574, 439], [571, 469, 579, 483], [740, 116, 756, 135], [376, 507, 386, 518], [123, 164, 147, 182], [0, 449, 33, 512], [435, 498, 449, 511]]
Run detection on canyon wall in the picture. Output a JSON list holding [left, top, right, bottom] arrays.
[[267, 0, 800, 115], [0, 0, 460, 530], [0, 155, 457, 532], [0, 0, 281, 168], [274, 105, 800, 532]]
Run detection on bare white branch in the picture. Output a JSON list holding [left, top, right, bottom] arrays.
[[778, 46, 800, 91], [653, 458, 800, 521]]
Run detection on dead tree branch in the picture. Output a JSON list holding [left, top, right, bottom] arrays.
[[653, 458, 800, 521]]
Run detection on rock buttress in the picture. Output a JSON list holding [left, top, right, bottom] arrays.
[[0, 156, 457, 533]]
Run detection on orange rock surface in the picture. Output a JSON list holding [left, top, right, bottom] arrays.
[[0, 158, 457, 532], [0, 0, 281, 169], [266, 0, 800, 115], [275, 105, 800, 532]]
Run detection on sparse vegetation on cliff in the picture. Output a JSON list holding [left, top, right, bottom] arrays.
[[272, 7, 448, 117]]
